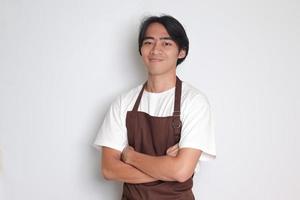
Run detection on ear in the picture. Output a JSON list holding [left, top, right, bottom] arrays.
[[178, 49, 186, 59]]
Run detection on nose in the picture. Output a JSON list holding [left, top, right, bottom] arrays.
[[150, 42, 162, 55]]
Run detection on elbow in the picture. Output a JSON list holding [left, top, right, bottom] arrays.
[[101, 166, 114, 181], [174, 168, 193, 183]]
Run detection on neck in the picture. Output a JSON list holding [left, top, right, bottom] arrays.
[[145, 73, 177, 93]]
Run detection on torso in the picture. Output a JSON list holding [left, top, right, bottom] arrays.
[[122, 76, 195, 200]]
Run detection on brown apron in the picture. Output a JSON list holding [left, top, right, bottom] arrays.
[[122, 76, 194, 200]]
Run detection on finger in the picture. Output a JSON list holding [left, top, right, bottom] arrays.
[[121, 146, 127, 154], [167, 148, 178, 155], [171, 144, 179, 150], [167, 150, 177, 157], [170, 149, 178, 155], [167, 145, 178, 155], [167, 149, 173, 154], [169, 147, 179, 153], [166, 148, 172, 154], [129, 146, 134, 151], [168, 144, 178, 151], [170, 147, 179, 154]]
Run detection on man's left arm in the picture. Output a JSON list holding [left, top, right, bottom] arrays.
[[122, 147, 202, 182]]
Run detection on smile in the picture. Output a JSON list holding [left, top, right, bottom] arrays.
[[149, 58, 163, 62]]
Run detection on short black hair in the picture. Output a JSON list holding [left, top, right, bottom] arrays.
[[138, 15, 189, 66]]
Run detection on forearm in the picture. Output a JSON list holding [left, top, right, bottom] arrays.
[[101, 147, 158, 184], [126, 151, 182, 182], [123, 147, 201, 183], [103, 159, 158, 184]]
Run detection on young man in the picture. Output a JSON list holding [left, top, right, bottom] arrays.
[[93, 15, 216, 199]]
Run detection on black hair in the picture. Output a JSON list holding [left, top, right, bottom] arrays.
[[138, 15, 189, 66]]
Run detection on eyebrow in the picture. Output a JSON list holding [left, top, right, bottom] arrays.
[[143, 36, 173, 41]]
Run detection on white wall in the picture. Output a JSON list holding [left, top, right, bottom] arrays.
[[1, 0, 299, 199]]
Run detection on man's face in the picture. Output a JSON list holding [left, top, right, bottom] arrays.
[[140, 23, 186, 76]]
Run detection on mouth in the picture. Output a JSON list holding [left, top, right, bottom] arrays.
[[149, 58, 163, 62]]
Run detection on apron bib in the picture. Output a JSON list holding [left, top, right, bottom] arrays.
[[122, 76, 194, 200]]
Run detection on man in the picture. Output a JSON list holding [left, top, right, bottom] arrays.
[[93, 15, 216, 199]]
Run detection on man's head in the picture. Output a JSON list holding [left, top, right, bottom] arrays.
[[138, 15, 189, 68]]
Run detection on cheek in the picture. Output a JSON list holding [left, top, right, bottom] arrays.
[[167, 50, 180, 60], [141, 48, 150, 59], [140, 47, 146, 55], [140, 52, 148, 63]]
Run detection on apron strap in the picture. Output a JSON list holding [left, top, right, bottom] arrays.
[[132, 82, 147, 112], [173, 76, 182, 116], [172, 76, 182, 142]]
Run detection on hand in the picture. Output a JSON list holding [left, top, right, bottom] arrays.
[[121, 146, 135, 163], [166, 143, 179, 157]]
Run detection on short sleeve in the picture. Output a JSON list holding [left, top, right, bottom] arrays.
[[179, 94, 216, 162], [93, 96, 128, 152]]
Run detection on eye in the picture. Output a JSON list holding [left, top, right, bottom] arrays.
[[163, 41, 172, 46], [143, 40, 152, 45]]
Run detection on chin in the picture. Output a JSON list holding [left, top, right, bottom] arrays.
[[144, 62, 175, 76], [146, 69, 160, 75], [147, 69, 171, 76]]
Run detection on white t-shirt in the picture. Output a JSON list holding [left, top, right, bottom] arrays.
[[93, 81, 216, 172]]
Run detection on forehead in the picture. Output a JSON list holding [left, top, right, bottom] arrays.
[[144, 22, 170, 38]]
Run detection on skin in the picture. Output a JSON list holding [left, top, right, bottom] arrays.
[[141, 22, 186, 93], [101, 22, 202, 183]]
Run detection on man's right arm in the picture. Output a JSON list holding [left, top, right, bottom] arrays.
[[101, 147, 158, 184]]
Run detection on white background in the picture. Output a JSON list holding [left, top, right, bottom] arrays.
[[1, 0, 299, 199]]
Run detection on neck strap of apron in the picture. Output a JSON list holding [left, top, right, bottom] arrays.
[[132, 76, 182, 117]]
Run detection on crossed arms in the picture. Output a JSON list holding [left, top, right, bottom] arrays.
[[101, 144, 202, 184]]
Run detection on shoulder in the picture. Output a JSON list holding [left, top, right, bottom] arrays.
[[110, 83, 143, 113], [119, 83, 143, 104], [181, 81, 211, 108]]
